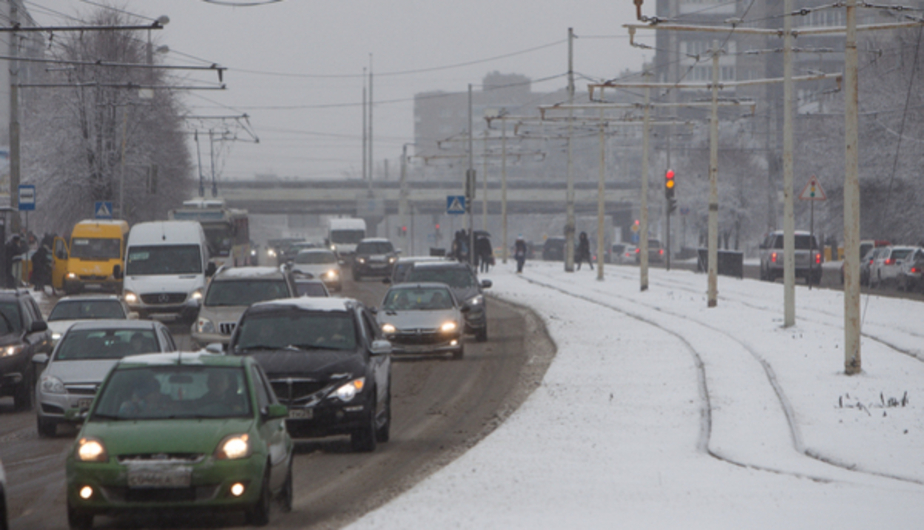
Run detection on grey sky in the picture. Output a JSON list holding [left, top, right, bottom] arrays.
[[29, 0, 649, 182]]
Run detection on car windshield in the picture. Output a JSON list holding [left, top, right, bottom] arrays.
[[383, 287, 453, 310], [356, 241, 394, 254], [295, 251, 337, 264], [48, 300, 126, 321], [205, 280, 290, 306], [296, 282, 329, 297], [126, 245, 202, 275], [406, 268, 474, 289], [55, 329, 158, 361], [235, 311, 357, 351], [890, 249, 914, 261], [331, 230, 365, 244], [91, 366, 251, 420], [0, 301, 22, 334], [70, 238, 121, 260]]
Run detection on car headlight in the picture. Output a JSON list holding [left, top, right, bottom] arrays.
[[333, 378, 365, 402], [40, 375, 66, 394], [440, 321, 457, 333], [215, 434, 251, 460], [0, 344, 24, 357], [123, 290, 138, 304], [325, 269, 339, 279], [330, 245, 337, 251], [190, 289, 204, 301], [268, 249, 277, 257], [468, 295, 484, 306], [388, 256, 397, 264], [76, 437, 108, 462], [195, 318, 215, 334], [52, 332, 63, 343], [357, 258, 366, 264], [66, 272, 78, 280], [381, 323, 396, 334]]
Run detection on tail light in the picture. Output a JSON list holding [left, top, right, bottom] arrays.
[[635, 248, 640, 254], [771, 252, 778, 263], [815, 253, 821, 264], [885, 258, 894, 265], [912, 266, 920, 274], [659, 249, 664, 256]]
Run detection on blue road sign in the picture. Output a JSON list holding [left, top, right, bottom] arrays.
[[18, 185, 35, 211], [94, 201, 113, 219], [447, 195, 466, 215]]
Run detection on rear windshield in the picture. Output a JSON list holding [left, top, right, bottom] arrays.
[[91, 366, 251, 420], [49, 300, 126, 321], [771, 235, 818, 250], [70, 238, 121, 260], [205, 280, 290, 306], [55, 329, 158, 361], [356, 241, 394, 254], [889, 249, 914, 261], [295, 251, 337, 264], [296, 282, 329, 297], [235, 311, 357, 352]]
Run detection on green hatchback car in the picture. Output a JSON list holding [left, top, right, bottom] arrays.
[[64, 351, 294, 529]]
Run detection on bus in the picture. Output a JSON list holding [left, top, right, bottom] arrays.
[[168, 198, 251, 267]]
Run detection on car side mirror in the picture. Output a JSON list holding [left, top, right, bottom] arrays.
[[127, 311, 139, 320], [205, 343, 225, 354], [371, 339, 391, 356], [264, 403, 289, 420], [480, 279, 492, 289], [369, 307, 378, 315], [112, 264, 123, 280], [30, 321, 48, 333], [33, 352, 49, 367]]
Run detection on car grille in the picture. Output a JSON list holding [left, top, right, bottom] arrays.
[[269, 378, 330, 405], [118, 454, 205, 464], [393, 329, 445, 345], [140, 293, 187, 305], [117, 486, 220, 503], [64, 384, 98, 396], [218, 322, 237, 335]]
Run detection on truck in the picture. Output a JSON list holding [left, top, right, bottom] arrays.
[[758, 230, 823, 284], [327, 218, 366, 261]]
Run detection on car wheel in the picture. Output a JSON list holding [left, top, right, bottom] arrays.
[[67, 501, 93, 530], [12, 370, 33, 412], [245, 468, 272, 526], [375, 389, 391, 443], [475, 326, 488, 343], [351, 396, 378, 453], [278, 460, 293, 513], [37, 416, 57, 438]]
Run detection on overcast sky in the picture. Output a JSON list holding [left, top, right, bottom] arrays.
[[27, 0, 650, 184]]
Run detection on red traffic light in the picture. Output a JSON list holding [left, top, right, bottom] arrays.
[[435, 224, 440, 230], [665, 169, 675, 190]]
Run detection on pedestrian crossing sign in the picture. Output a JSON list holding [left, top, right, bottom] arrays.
[[94, 201, 113, 219], [447, 195, 466, 215]]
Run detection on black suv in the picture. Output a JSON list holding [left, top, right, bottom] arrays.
[[0, 289, 53, 410], [352, 238, 398, 281], [228, 297, 392, 452], [405, 261, 491, 342]]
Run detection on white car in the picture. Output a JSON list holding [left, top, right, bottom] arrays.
[[869, 246, 920, 288], [377, 282, 466, 359], [610, 243, 638, 265], [291, 249, 342, 292], [46, 294, 136, 346]]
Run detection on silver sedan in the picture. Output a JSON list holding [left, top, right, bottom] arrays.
[[377, 283, 466, 360]]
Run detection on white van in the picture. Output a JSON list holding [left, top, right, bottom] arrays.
[[327, 218, 366, 261], [122, 221, 216, 321]]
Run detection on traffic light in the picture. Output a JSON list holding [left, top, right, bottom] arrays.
[[397, 225, 408, 237], [664, 169, 675, 200], [668, 197, 677, 214]]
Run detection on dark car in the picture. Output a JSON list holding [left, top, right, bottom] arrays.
[[352, 238, 398, 281], [388, 256, 450, 285], [228, 297, 392, 452], [542, 237, 566, 261], [0, 289, 53, 410], [405, 261, 491, 342]]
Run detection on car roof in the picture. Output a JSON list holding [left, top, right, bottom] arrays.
[[67, 319, 161, 331], [213, 266, 285, 280], [296, 248, 335, 255], [359, 238, 392, 244], [396, 256, 448, 263], [116, 351, 246, 369], [249, 296, 355, 313], [411, 261, 471, 270], [55, 294, 124, 303]]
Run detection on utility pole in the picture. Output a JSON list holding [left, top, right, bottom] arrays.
[[362, 67, 367, 184], [596, 108, 606, 281], [782, 0, 796, 325], [501, 118, 508, 264], [8, 0, 19, 232], [707, 42, 720, 307], [844, 0, 861, 374], [564, 27, 576, 273], [368, 56, 374, 196], [467, 84, 475, 267], [640, 83, 651, 291], [399, 143, 411, 253]]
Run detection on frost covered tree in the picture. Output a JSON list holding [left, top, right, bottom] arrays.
[[22, 9, 193, 237]]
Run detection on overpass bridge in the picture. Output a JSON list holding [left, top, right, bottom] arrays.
[[220, 179, 639, 222]]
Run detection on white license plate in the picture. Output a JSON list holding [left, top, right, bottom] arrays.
[[288, 408, 313, 420], [127, 467, 192, 488]]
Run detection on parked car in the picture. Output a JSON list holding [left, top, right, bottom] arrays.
[[294, 278, 331, 298], [291, 249, 341, 292], [610, 243, 638, 265], [899, 249, 924, 292], [635, 238, 665, 264], [377, 283, 466, 359], [34, 320, 176, 437], [542, 237, 566, 261], [869, 246, 920, 288], [0, 289, 53, 411], [64, 351, 294, 528], [352, 238, 399, 281], [228, 297, 392, 452], [190, 266, 296, 349], [758, 230, 823, 284], [840, 239, 890, 284], [47, 294, 136, 346], [405, 261, 491, 342]]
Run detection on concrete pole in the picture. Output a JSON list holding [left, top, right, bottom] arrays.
[[119, 108, 127, 219], [783, 0, 796, 326], [707, 43, 720, 307], [482, 132, 488, 231], [844, 0, 861, 374], [640, 82, 651, 291], [399, 144, 409, 252], [564, 27, 576, 272], [9, 0, 20, 232], [468, 84, 475, 267], [362, 69, 367, 183], [368, 58, 374, 194], [501, 119, 508, 264], [596, 109, 606, 281]]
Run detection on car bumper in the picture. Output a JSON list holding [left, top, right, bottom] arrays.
[[281, 395, 372, 439], [66, 455, 266, 514], [37, 391, 96, 421], [0, 358, 29, 395], [353, 263, 394, 276], [386, 333, 462, 355]]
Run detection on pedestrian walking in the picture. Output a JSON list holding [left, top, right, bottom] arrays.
[[476, 234, 493, 273], [576, 231, 593, 271], [5, 234, 27, 288], [514, 235, 528, 273], [31, 239, 52, 293]]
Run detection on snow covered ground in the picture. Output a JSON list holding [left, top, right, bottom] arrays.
[[349, 260, 924, 529]]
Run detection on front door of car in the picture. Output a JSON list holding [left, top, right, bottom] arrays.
[[51, 237, 69, 291], [251, 364, 289, 490], [360, 309, 390, 413]]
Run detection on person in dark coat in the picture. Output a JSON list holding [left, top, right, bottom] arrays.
[[514, 235, 528, 273], [576, 231, 593, 270], [476, 234, 493, 273], [31, 240, 51, 293], [5, 235, 27, 288]]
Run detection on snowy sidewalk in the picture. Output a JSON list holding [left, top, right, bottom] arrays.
[[349, 261, 924, 529]]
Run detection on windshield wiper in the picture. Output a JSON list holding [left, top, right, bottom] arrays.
[[236, 344, 278, 351]]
